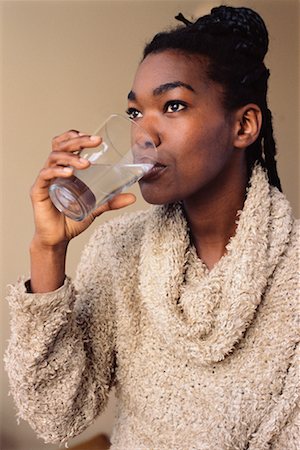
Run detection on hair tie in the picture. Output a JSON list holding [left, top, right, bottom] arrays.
[[175, 13, 193, 27]]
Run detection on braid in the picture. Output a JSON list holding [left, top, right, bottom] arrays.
[[143, 5, 282, 191], [263, 109, 282, 191]]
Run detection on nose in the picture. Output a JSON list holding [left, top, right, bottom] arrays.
[[133, 132, 157, 162], [136, 116, 161, 149], [141, 139, 156, 151], [131, 118, 160, 164]]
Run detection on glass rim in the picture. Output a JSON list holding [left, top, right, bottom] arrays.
[[92, 113, 157, 152]]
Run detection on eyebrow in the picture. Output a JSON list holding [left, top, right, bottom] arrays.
[[127, 81, 195, 101]]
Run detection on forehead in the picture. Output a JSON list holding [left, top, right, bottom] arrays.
[[131, 50, 211, 95]]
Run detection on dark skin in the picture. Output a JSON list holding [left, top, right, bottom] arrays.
[[30, 49, 261, 292], [128, 51, 262, 268]]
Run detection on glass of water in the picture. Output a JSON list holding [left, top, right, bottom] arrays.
[[49, 114, 157, 221]]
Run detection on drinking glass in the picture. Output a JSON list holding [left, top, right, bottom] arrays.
[[49, 114, 157, 221]]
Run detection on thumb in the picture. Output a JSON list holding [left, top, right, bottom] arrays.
[[93, 193, 137, 217]]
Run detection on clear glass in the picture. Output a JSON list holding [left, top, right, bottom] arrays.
[[49, 114, 157, 221]]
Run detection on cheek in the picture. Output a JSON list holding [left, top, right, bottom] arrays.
[[173, 123, 234, 183], [139, 118, 234, 205]]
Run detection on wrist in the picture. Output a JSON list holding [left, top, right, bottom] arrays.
[[30, 237, 69, 293], [30, 235, 69, 255]]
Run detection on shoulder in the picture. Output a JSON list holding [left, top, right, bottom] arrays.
[[93, 207, 154, 246], [282, 217, 299, 265], [79, 207, 160, 268], [273, 213, 299, 274], [292, 217, 300, 240], [267, 216, 299, 322], [75, 208, 159, 291]]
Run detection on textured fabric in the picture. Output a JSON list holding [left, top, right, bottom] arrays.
[[4, 166, 300, 449]]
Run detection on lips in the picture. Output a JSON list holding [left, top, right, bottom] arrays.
[[141, 162, 167, 181]]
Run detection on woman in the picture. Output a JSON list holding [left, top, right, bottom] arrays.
[[5, 5, 299, 449]]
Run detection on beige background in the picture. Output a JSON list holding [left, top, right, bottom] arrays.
[[0, 1, 299, 449]]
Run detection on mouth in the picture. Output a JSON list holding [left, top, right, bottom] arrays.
[[141, 162, 167, 181]]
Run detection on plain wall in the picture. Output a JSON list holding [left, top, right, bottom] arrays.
[[1, 1, 299, 449]]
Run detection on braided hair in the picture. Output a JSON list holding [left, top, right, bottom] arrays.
[[143, 6, 282, 191]]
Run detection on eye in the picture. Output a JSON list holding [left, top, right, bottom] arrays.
[[126, 108, 142, 120], [165, 101, 187, 113]]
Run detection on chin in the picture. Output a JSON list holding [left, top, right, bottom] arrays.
[[139, 183, 179, 205], [140, 192, 168, 205]]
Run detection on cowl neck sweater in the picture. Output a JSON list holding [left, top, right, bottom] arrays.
[[138, 164, 294, 364], [5, 164, 299, 449]]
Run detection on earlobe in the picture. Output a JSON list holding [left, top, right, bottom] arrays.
[[233, 104, 262, 149]]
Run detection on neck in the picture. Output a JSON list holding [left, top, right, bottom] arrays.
[[183, 158, 248, 270]]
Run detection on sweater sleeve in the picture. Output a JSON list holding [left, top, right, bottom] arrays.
[[271, 405, 300, 450], [247, 343, 300, 450], [4, 222, 118, 445]]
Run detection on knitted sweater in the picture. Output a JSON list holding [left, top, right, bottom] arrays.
[[5, 166, 300, 450]]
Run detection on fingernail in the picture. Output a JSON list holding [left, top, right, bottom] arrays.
[[79, 157, 88, 165], [90, 135, 100, 141], [62, 167, 73, 173]]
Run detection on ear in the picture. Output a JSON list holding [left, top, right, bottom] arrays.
[[233, 104, 262, 149]]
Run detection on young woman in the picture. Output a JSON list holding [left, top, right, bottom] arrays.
[[5, 6, 299, 449]]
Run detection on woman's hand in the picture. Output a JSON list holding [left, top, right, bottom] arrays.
[[29, 129, 136, 293], [30, 130, 136, 249]]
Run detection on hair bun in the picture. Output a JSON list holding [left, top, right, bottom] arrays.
[[193, 5, 269, 61]]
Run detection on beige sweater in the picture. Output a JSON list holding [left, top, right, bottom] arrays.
[[5, 166, 300, 449]]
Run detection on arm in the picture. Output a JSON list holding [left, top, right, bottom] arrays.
[[271, 405, 300, 450], [247, 343, 300, 450], [5, 221, 118, 445], [5, 129, 136, 443]]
